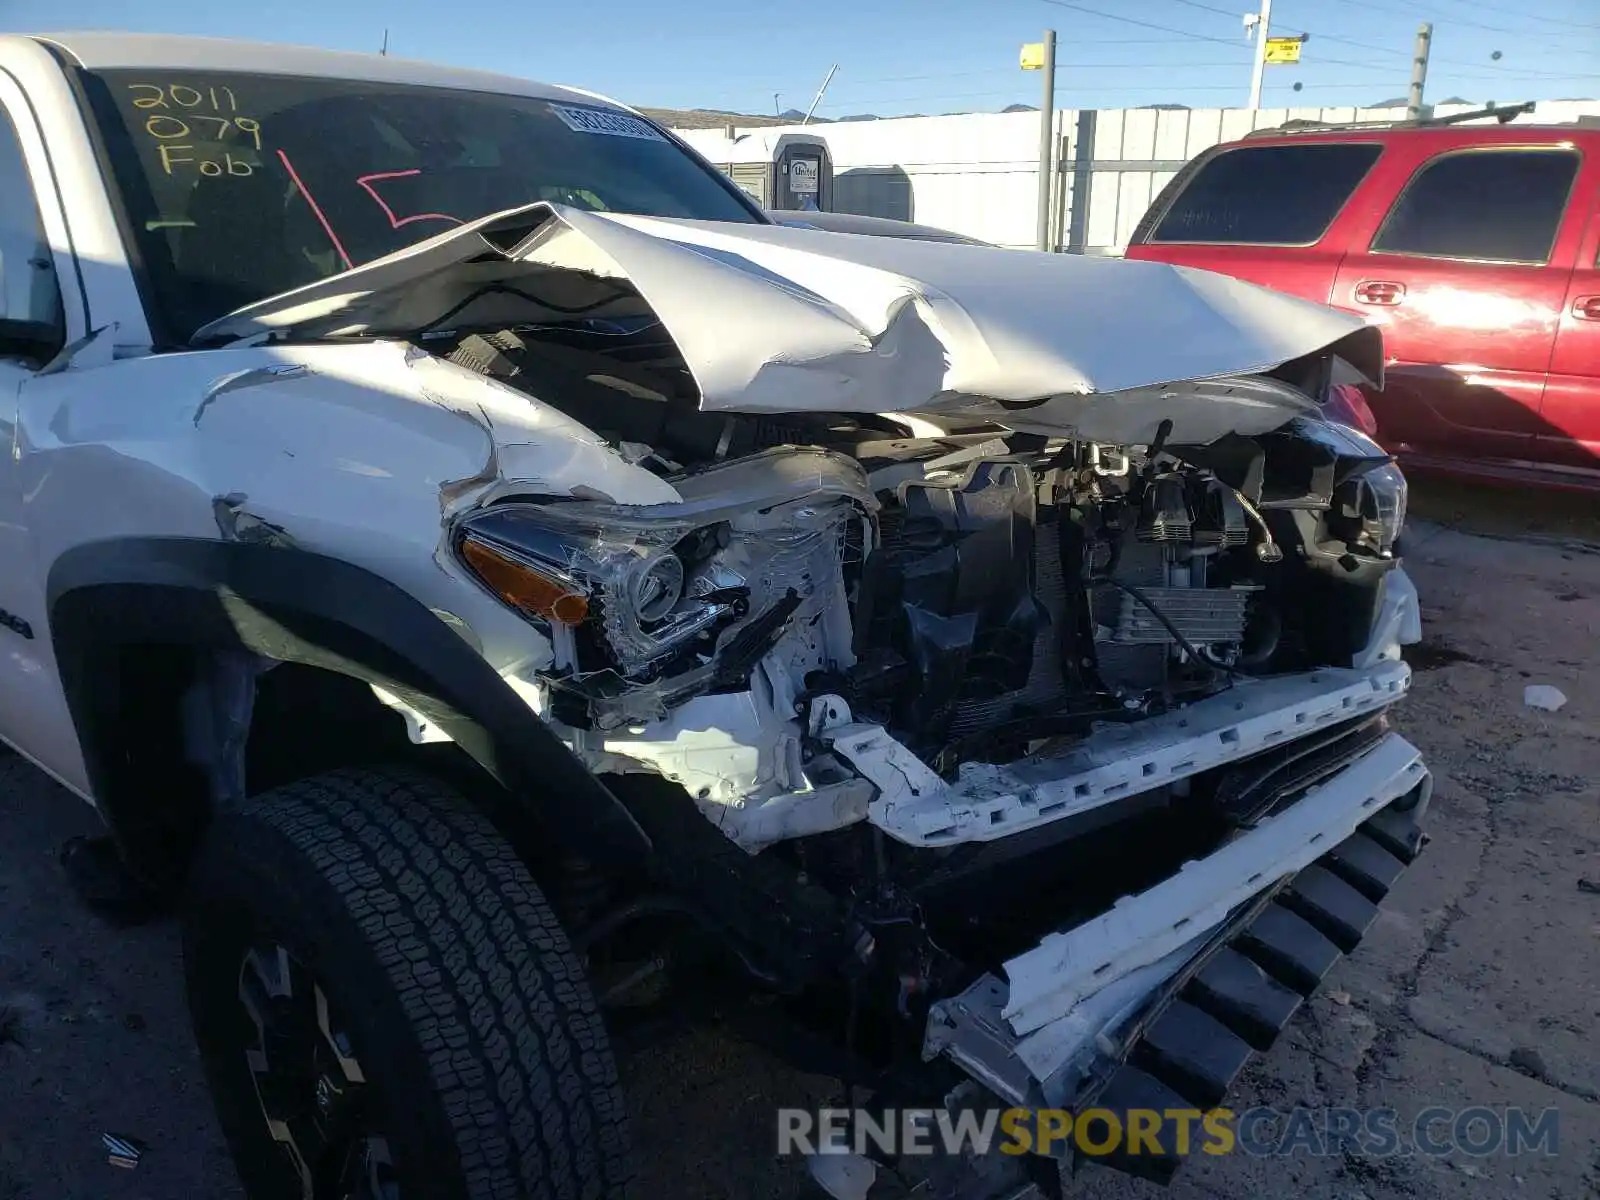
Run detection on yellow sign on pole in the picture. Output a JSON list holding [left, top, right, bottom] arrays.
[[1020, 42, 1046, 70], [1264, 36, 1305, 64]]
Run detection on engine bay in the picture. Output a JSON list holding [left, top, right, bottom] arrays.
[[436, 317, 1408, 849]]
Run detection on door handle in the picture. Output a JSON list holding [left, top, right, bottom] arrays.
[[1573, 295, 1600, 321], [1353, 280, 1406, 306]]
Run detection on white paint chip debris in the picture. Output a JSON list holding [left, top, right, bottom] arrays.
[[1523, 684, 1568, 712]]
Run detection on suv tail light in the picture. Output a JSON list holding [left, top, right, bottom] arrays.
[[1324, 383, 1378, 437]]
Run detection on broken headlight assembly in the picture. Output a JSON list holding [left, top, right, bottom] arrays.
[[454, 455, 873, 728], [456, 504, 739, 679], [1329, 460, 1408, 558]]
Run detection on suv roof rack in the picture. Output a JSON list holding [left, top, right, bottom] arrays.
[[1243, 100, 1536, 138]]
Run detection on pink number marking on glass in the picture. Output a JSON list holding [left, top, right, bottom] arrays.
[[355, 169, 464, 230]]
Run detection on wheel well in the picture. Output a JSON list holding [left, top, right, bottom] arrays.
[[87, 644, 551, 890], [247, 662, 419, 794], [50, 542, 653, 872]]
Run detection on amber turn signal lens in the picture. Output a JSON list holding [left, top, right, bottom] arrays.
[[460, 536, 590, 625]]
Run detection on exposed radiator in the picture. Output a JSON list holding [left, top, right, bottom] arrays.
[[1090, 542, 1255, 691], [1092, 541, 1166, 691], [1109, 585, 1255, 646], [924, 522, 1257, 734]]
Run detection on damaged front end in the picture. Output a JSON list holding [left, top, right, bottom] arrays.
[[431, 374, 1428, 1196], [441, 392, 1417, 858], [198, 204, 1428, 1196]]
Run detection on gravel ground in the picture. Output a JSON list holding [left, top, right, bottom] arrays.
[[2, 486, 1598, 1200]]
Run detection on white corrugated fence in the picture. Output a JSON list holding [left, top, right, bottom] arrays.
[[675, 100, 1600, 253]]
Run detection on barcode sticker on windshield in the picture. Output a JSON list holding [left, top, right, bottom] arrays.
[[550, 104, 665, 142]]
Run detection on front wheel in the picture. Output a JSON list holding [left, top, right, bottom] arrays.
[[183, 766, 632, 1199]]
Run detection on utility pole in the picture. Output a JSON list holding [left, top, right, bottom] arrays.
[[1036, 29, 1057, 252], [1246, 0, 1273, 110], [1407, 22, 1433, 120], [802, 64, 838, 126], [380, 29, 389, 56]]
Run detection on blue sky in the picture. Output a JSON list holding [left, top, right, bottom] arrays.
[[4, 0, 1595, 116]]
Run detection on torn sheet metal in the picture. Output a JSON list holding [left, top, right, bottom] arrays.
[[211, 493, 296, 547], [1352, 566, 1423, 670], [193, 363, 310, 426], [404, 350, 682, 513], [192, 201, 1382, 448]]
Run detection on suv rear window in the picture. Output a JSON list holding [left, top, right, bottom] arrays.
[[1144, 143, 1382, 246], [1372, 148, 1580, 264]]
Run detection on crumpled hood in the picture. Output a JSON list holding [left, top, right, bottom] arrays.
[[194, 202, 1382, 445]]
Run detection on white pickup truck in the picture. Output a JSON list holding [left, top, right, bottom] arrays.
[[0, 30, 1429, 1200]]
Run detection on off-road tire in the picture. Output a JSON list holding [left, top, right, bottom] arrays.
[[183, 765, 632, 1199]]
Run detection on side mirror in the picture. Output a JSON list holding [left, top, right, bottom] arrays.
[[0, 316, 64, 363], [0, 238, 65, 364]]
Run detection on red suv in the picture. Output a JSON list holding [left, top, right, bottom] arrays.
[[1125, 110, 1600, 490]]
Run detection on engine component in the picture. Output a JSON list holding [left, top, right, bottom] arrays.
[[946, 519, 1073, 737], [1090, 465, 1264, 693], [441, 325, 904, 473], [1107, 584, 1255, 646], [1135, 475, 1193, 542], [1193, 482, 1250, 548], [859, 459, 1047, 745], [1138, 473, 1250, 549], [1092, 567, 1256, 691]]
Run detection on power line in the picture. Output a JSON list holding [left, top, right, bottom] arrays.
[[1176, 0, 1576, 81], [1037, 0, 1593, 81], [1436, 0, 1600, 31], [1051, 35, 1265, 43], [1320, 0, 1599, 38], [1169, 0, 1596, 67], [812, 56, 1408, 84], [696, 52, 1434, 108], [1151, 0, 1410, 58], [1278, 27, 1406, 57], [1033, 0, 1247, 48], [1069, 35, 1245, 42], [756, 38, 1578, 101], [812, 73, 1569, 111], [1160, 0, 1444, 71], [723, 57, 1583, 113], [1162, 0, 1257, 19], [1425, 43, 1600, 75], [636, 40, 1254, 92], [702, 0, 1594, 118], [1160, 0, 1399, 55], [1430, 57, 1600, 78]]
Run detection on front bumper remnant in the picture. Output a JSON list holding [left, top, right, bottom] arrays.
[[920, 730, 1431, 1187], [832, 661, 1411, 848]]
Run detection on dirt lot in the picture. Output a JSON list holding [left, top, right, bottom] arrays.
[[2, 485, 1598, 1200]]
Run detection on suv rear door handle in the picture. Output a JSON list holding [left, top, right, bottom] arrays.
[[1353, 280, 1406, 306], [1573, 295, 1600, 321]]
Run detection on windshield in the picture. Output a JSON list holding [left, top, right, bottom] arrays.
[[80, 69, 761, 343]]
